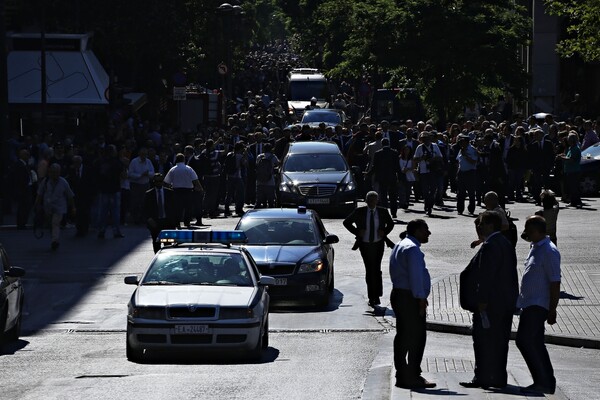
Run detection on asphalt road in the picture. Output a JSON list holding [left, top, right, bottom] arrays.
[[1, 195, 599, 399]]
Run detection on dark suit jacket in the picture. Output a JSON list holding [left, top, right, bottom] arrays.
[[13, 159, 31, 196], [530, 139, 555, 172], [143, 187, 178, 228], [372, 147, 400, 183], [66, 163, 95, 202], [343, 206, 395, 247], [468, 232, 518, 314], [398, 138, 418, 155]]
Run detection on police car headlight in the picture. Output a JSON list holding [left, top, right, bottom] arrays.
[[220, 308, 254, 319], [298, 259, 324, 273], [130, 306, 165, 320]]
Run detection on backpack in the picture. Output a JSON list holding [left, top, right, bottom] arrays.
[[224, 152, 237, 175], [255, 154, 274, 182]]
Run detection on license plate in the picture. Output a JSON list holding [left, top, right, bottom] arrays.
[[173, 325, 209, 334], [307, 198, 330, 205], [274, 278, 287, 286]]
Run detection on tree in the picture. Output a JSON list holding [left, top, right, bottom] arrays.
[[277, 0, 531, 123], [545, 0, 600, 62]]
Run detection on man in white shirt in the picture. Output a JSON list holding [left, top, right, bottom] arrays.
[[413, 131, 443, 216], [164, 153, 204, 227], [128, 148, 155, 224]]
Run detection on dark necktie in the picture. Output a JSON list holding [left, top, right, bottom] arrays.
[[369, 210, 375, 243], [157, 190, 165, 219]]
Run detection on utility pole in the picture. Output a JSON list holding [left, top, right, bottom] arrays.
[[40, 0, 47, 135], [0, 0, 9, 156], [0, 0, 8, 222]]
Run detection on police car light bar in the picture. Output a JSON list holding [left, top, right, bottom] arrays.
[[158, 230, 247, 244]]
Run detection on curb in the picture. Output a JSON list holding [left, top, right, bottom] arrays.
[[362, 332, 394, 400], [426, 320, 600, 350]]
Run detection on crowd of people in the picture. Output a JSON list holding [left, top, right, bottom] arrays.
[[3, 43, 599, 251], [4, 89, 598, 249]]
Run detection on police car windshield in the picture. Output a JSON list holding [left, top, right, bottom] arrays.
[[142, 253, 253, 286], [284, 154, 347, 172], [238, 218, 318, 245]]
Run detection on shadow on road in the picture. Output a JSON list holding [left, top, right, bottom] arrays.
[[269, 288, 343, 313]]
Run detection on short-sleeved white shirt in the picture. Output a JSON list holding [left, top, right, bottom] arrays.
[[164, 162, 198, 189]]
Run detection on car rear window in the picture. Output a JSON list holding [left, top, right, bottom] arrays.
[[283, 153, 347, 172], [238, 218, 318, 245]]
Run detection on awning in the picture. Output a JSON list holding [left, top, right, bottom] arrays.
[[8, 49, 109, 105]]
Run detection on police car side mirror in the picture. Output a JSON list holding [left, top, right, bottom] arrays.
[[124, 275, 140, 285], [259, 276, 276, 286], [324, 235, 339, 244]]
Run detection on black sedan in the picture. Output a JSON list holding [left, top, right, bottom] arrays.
[[0, 243, 26, 348], [235, 208, 338, 307]]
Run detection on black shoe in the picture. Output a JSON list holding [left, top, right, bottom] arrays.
[[460, 380, 485, 389], [460, 379, 505, 389], [114, 232, 125, 238], [520, 384, 555, 395], [398, 376, 436, 389], [368, 299, 381, 308], [98, 231, 105, 239], [51, 241, 60, 251]]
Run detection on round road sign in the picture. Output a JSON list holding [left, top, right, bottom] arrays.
[[217, 63, 228, 75]]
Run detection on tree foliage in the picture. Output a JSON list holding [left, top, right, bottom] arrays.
[[545, 0, 600, 62], [276, 0, 531, 122]]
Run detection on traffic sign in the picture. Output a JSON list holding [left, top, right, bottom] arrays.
[[217, 63, 228, 75], [173, 86, 187, 101]]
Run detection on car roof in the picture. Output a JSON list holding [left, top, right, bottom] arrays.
[[287, 141, 341, 154], [240, 208, 315, 220]]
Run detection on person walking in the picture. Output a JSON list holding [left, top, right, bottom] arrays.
[[128, 148, 155, 224], [516, 215, 561, 395], [224, 142, 248, 217], [459, 211, 519, 389], [35, 163, 75, 250], [14, 148, 34, 229], [343, 191, 395, 309], [143, 173, 178, 253], [389, 219, 436, 389], [96, 145, 126, 239], [559, 133, 582, 208], [413, 131, 443, 216], [372, 138, 400, 217], [164, 153, 204, 227], [254, 143, 279, 208], [456, 133, 478, 215]]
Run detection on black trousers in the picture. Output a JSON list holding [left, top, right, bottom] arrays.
[[358, 240, 385, 302], [173, 188, 194, 225], [516, 306, 556, 389], [472, 309, 513, 386], [391, 288, 426, 381], [457, 170, 477, 214], [377, 179, 398, 215]]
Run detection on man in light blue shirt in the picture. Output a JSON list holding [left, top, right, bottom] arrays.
[[456, 133, 478, 214], [389, 219, 435, 389], [516, 216, 561, 395]]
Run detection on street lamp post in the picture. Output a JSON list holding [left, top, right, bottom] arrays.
[[217, 3, 243, 102]]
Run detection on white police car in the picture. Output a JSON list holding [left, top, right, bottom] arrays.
[[124, 230, 275, 362]]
